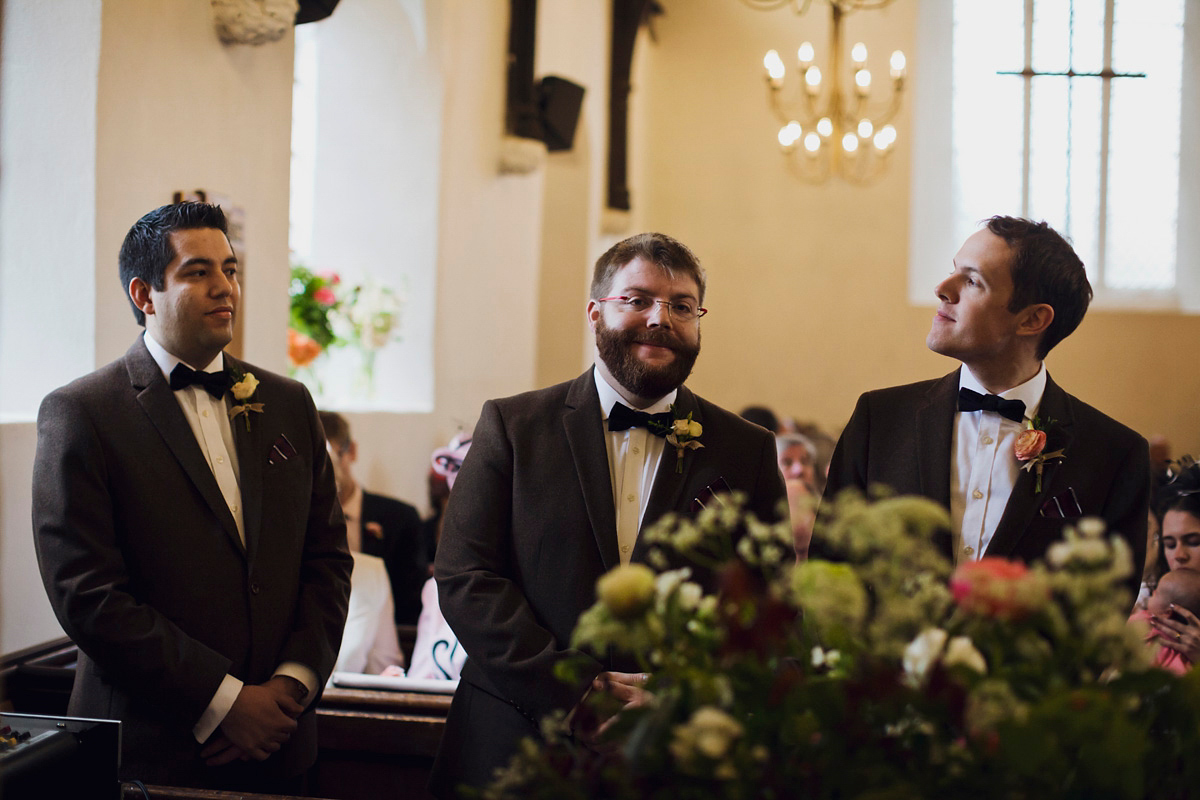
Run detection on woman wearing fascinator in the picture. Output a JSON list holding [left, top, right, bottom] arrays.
[[1142, 458, 1200, 664]]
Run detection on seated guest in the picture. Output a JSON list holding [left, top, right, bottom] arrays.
[[408, 434, 472, 681], [792, 421, 836, 495], [777, 432, 818, 491], [330, 552, 405, 679], [1144, 460, 1200, 654], [1130, 567, 1200, 673], [320, 411, 426, 625]]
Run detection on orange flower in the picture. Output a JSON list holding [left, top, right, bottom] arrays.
[[287, 328, 322, 367], [1013, 429, 1047, 461]]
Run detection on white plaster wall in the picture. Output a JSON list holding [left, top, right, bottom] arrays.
[[0, 0, 101, 423], [1, 0, 296, 653], [302, 0, 439, 413]]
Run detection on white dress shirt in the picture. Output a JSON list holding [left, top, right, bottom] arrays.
[[143, 332, 317, 744], [950, 364, 1047, 564], [594, 366, 675, 565]]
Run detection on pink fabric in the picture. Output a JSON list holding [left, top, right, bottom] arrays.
[[1129, 609, 1191, 675]]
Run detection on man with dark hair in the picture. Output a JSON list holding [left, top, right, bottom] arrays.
[[33, 202, 352, 792], [320, 410, 426, 624], [431, 232, 785, 796], [822, 216, 1148, 591]]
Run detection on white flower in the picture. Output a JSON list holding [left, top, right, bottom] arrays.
[[943, 636, 987, 674], [902, 628, 948, 687], [230, 372, 259, 400], [670, 707, 744, 765], [1077, 517, 1106, 538], [677, 582, 703, 611]]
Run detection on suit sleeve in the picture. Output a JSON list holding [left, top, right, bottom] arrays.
[[821, 392, 871, 507], [749, 426, 788, 524], [276, 385, 353, 693], [32, 389, 231, 727], [435, 399, 603, 723], [1103, 432, 1150, 597]]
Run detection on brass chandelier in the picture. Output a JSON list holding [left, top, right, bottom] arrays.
[[745, 0, 906, 184]]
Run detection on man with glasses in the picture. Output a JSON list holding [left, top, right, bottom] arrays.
[[430, 232, 785, 796]]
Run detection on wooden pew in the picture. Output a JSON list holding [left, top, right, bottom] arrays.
[[3, 640, 451, 800]]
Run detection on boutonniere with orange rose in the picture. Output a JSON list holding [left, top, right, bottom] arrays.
[[1014, 415, 1064, 493], [228, 367, 265, 431], [649, 405, 704, 473]]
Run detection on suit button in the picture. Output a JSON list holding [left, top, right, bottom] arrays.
[[250, 583, 260, 595]]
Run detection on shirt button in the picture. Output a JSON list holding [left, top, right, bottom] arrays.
[[216, 455, 224, 464], [621, 545, 630, 554], [963, 546, 975, 556], [632, 446, 640, 455], [972, 489, 983, 500], [982, 436, 993, 445], [232, 504, 239, 513], [626, 494, 636, 503], [202, 410, 209, 418]]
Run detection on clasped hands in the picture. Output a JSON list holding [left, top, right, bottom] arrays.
[[571, 670, 652, 745], [200, 675, 307, 766]]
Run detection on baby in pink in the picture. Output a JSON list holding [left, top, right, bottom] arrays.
[[1129, 567, 1200, 674]]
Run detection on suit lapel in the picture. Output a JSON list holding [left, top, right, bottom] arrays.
[[639, 386, 700, 534], [227, 356, 264, 562], [916, 372, 958, 555], [563, 372, 621, 570], [127, 339, 244, 554], [987, 375, 1075, 557]]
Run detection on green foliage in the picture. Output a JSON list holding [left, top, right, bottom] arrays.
[[486, 492, 1200, 799]]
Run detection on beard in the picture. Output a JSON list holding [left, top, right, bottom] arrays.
[[595, 318, 701, 400]]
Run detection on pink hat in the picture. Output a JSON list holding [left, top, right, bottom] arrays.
[[431, 432, 472, 491]]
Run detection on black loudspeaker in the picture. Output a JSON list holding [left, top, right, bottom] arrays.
[[538, 76, 587, 152]]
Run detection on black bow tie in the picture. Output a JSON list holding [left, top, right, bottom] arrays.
[[170, 363, 232, 399], [957, 387, 1026, 423], [608, 403, 673, 435]]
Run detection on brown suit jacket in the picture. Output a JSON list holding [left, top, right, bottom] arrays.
[[821, 369, 1149, 591], [32, 337, 353, 788], [430, 370, 785, 796]]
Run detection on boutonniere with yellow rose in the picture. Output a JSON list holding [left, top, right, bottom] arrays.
[[228, 367, 265, 431], [650, 405, 704, 473], [1014, 415, 1064, 493]]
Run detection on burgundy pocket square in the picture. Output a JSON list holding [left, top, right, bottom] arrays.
[[691, 477, 732, 513], [267, 434, 298, 466], [1040, 487, 1082, 519]]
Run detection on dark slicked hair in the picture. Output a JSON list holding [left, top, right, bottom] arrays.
[[985, 215, 1092, 359], [590, 232, 707, 305], [119, 202, 229, 326]]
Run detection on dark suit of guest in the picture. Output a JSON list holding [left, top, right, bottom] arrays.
[[822, 369, 1149, 592], [32, 337, 353, 787], [360, 491, 425, 625], [430, 370, 786, 796]]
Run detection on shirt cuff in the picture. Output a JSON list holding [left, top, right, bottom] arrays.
[[274, 662, 318, 709], [192, 673, 243, 743]]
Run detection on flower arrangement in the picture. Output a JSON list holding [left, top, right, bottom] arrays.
[[287, 263, 404, 395], [485, 491, 1200, 800]]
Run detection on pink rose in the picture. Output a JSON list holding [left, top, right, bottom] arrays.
[[314, 286, 337, 306], [1013, 429, 1047, 461], [950, 558, 1048, 620]]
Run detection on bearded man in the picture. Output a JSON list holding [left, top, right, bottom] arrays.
[[429, 233, 785, 797]]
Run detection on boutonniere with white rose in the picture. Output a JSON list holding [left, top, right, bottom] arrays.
[[650, 405, 704, 473], [228, 367, 265, 431], [1014, 415, 1064, 494]]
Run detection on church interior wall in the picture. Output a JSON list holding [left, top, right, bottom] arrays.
[[2, 0, 1198, 653]]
